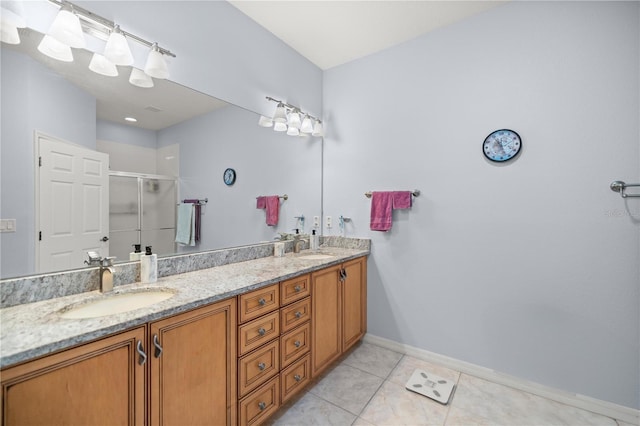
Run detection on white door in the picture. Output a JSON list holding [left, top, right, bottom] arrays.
[[37, 134, 109, 273]]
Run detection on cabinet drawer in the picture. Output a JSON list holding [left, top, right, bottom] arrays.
[[280, 297, 311, 334], [238, 376, 280, 426], [238, 311, 280, 356], [239, 284, 279, 324], [280, 322, 310, 368], [280, 274, 310, 305], [238, 340, 279, 398], [280, 353, 311, 404]]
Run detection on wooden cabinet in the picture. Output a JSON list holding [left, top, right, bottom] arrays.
[[311, 256, 367, 377], [1, 327, 146, 426], [149, 298, 236, 426]]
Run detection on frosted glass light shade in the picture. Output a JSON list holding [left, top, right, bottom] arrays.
[[273, 122, 287, 132], [89, 53, 118, 77], [273, 103, 287, 124], [129, 68, 154, 88], [0, 23, 20, 44], [300, 115, 314, 133], [104, 25, 133, 66], [258, 115, 273, 127], [48, 8, 85, 48], [144, 43, 169, 79], [312, 120, 324, 137], [37, 34, 73, 62], [287, 110, 301, 129], [286, 126, 300, 136]]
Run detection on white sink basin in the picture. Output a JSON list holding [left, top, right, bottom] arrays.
[[298, 254, 335, 260], [59, 290, 175, 319]]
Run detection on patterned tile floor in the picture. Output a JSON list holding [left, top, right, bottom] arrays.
[[268, 342, 635, 426]]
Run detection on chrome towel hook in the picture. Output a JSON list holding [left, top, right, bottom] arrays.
[[610, 181, 640, 198]]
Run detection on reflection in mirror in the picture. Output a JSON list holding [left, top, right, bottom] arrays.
[[1, 28, 322, 279]]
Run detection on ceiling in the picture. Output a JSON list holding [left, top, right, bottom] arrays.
[[229, 0, 507, 70]]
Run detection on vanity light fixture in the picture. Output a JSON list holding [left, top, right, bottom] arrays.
[[0, 22, 20, 44], [0, 1, 26, 45], [37, 0, 175, 85], [261, 96, 324, 138]]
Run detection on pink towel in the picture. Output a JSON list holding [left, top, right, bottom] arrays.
[[370, 191, 413, 231], [257, 195, 280, 226], [370, 192, 394, 231]]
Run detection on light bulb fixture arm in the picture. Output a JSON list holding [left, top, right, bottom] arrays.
[[265, 96, 321, 123], [47, 0, 176, 58]]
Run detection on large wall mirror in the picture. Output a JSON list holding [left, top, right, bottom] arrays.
[[0, 27, 322, 279]]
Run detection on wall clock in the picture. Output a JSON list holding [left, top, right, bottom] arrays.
[[483, 129, 522, 162], [223, 168, 236, 186]]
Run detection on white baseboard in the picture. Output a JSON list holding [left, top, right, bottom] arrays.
[[363, 333, 640, 425]]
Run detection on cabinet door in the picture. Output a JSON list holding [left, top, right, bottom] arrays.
[[1, 327, 146, 426], [311, 265, 342, 377], [342, 257, 367, 352], [150, 298, 236, 426]]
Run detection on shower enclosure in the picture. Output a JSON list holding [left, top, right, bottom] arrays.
[[109, 172, 177, 261]]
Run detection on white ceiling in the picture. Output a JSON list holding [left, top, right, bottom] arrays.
[[229, 0, 507, 70]]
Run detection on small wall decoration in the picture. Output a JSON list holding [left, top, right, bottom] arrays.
[[223, 168, 236, 186], [482, 129, 522, 162]]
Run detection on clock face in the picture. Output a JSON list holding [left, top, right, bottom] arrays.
[[483, 129, 522, 162], [223, 168, 236, 186]]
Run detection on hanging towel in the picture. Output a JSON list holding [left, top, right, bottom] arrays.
[[183, 199, 202, 242], [256, 195, 280, 226], [175, 203, 196, 246], [392, 191, 412, 209], [370, 192, 394, 231]]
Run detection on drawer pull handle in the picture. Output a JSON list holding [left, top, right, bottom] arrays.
[[294, 374, 301, 382], [136, 340, 147, 366], [258, 298, 266, 306], [294, 340, 301, 348], [153, 334, 163, 358], [295, 311, 302, 319], [258, 328, 266, 336], [258, 362, 266, 371], [258, 402, 267, 411], [294, 285, 301, 292]]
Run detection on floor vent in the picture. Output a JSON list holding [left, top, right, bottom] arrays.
[[405, 369, 455, 405]]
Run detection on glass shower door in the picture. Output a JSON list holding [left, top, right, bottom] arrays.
[[141, 177, 176, 257]]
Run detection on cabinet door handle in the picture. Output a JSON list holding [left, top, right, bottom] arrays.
[[258, 402, 267, 411], [258, 298, 266, 306], [153, 334, 163, 358], [258, 328, 266, 336], [294, 340, 301, 348], [294, 285, 301, 292], [343, 269, 348, 279], [136, 340, 147, 365], [258, 362, 266, 371], [294, 374, 301, 382], [294, 311, 302, 319]]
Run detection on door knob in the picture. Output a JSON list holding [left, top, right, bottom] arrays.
[[100, 236, 109, 242]]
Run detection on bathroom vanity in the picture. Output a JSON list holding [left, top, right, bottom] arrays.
[[0, 246, 368, 426]]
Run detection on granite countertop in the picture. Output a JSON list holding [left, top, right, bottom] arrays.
[[0, 247, 368, 369]]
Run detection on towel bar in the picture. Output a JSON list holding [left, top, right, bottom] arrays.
[[365, 190, 420, 198], [256, 194, 288, 200], [610, 181, 640, 198]]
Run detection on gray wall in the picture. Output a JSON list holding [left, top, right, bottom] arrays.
[[0, 48, 97, 278], [322, 1, 639, 409]]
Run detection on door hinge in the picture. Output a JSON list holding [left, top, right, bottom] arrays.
[[39, 231, 42, 241], [38, 156, 42, 167]]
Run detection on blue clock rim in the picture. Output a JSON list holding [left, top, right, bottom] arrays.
[[482, 129, 522, 163], [223, 168, 236, 185]]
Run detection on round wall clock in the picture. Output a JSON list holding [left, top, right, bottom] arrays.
[[483, 129, 522, 162], [223, 168, 236, 186]]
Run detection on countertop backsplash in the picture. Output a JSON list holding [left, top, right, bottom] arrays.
[[0, 237, 370, 308]]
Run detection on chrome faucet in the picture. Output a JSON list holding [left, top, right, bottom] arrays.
[[85, 252, 116, 293], [293, 234, 304, 254]]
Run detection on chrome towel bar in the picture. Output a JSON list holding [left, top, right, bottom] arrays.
[[610, 181, 640, 198], [365, 190, 420, 198]]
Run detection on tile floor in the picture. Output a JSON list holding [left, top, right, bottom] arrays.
[[268, 342, 636, 426]]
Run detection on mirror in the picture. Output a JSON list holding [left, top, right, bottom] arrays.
[[0, 28, 322, 279]]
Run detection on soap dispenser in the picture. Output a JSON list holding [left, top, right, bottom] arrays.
[[140, 246, 157, 283], [129, 244, 142, 261], [310, 229, 319, 251]]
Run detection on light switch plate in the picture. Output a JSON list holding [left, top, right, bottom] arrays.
[[0, 219, 16, 233], [325, 216, 332, 228], [313, 216, 320, 228]]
